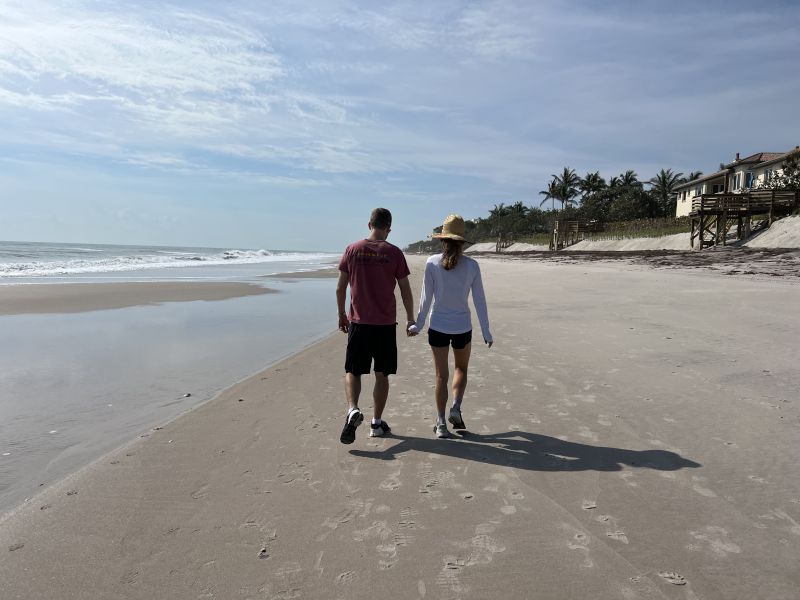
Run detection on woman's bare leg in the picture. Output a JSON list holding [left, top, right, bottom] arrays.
[[451, 343, 471, 407], [431, 345, 450, 421]]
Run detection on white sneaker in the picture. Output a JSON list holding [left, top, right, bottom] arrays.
[[448, 406, 466, 430], [339, 408, 363, 444], [369, 421, 391, 437], [434, 423, 452, 439]]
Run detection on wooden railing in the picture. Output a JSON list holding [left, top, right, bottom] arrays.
[[691, 190, 798, 214]]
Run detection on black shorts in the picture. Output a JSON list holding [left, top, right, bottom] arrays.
[[428, 328, 472, 350], [345, 323, 398, 376]]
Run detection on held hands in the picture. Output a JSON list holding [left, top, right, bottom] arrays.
[[406, 322, 418, 337]]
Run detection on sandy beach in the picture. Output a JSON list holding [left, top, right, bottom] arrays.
[[2, 256, 799, 599]]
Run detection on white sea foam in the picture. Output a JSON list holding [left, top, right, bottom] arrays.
[[0, 248, 336, 277]]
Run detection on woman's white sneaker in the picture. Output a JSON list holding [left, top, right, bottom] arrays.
[[434, 423, 453, 438]]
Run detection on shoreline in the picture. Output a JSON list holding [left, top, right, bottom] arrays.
[[2, 257, 798, 599], [0, 270, 340, 516], [0, 281, 275, 315], [0, 329, 339, 525]]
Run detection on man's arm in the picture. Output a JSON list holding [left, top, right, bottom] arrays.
[[397, 276, 415, 335], [336, 271, 350, 332]]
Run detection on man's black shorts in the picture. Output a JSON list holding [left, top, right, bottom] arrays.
[[428, 328, 472, 350], [345, 323, 397, 375]]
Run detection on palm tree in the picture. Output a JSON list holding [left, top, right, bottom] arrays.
[[552, 167, 581, 209], [619, 170, 641, 188], [539, 180, 559, 210], [608, 176, 621, 188], [509, 201, 528, 217], [489, 203, 508, 219], [579, 171, 606, 196], [648, 168, 684, 216], [685, 171, 703, 181]]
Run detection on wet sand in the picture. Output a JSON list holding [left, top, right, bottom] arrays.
[[1, 257, 799, 599], [0, 281, 274, 315]]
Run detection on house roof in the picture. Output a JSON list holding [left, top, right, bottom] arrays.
[[724, 151, 788, 168], [674, 169, 726, 190]]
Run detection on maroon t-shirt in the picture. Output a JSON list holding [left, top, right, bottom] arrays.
[[339, 239, 411, 325]]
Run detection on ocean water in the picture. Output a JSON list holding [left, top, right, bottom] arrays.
[[0, 240, 335, 280], [0, 241, 342, 516]]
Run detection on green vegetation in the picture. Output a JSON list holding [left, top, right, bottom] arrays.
[[407, 167, 696, 249], [407, 154, 800, 251]]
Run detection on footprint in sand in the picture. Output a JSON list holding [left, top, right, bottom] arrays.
[[582, 500, 597, 510], [436, 557, 468, 595], [335, 571, 358, 585], [380, 476, 401, 491], [606, 531, 629, 544], [658, 571, 687, 586], [688, 526, 741, 556], [9, 543, 24, 552], [461, 493, 475, 500], [566, 531, 593, 568], [691, 476, 717, 498]]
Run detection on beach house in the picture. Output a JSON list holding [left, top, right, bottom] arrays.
[[675, 148, 798, 218]]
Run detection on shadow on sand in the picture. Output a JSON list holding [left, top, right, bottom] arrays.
[[351, 430, 700, 472]]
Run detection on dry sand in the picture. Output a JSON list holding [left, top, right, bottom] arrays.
[[744, 215, 800, 248], [0, 282, 273, 316], [1, 258, 799, 599]]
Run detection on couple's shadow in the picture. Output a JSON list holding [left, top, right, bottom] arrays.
[[351, 430, 700, 472]]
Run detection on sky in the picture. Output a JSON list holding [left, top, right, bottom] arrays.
[[1, 0, 799, 251]]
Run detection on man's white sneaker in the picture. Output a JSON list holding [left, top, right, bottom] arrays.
[[340, 408, 363, 444]]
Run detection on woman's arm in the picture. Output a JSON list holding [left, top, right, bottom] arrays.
[[471, 263, 493, 345], [414, 261, 435, 330]]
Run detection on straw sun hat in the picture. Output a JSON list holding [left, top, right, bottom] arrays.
[[431, 214, 468, 242]]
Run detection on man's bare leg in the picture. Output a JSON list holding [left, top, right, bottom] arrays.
[[345, 372, 361, 411], [372, 372, 389, 420]]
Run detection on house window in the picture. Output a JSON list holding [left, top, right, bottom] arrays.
[[695, 185, 702, 196], [745, 172, 754, 188], [733, 173, 741, 189], [712, 184, 723, 193]]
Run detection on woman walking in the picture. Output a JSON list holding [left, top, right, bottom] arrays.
[[411, 214, 493, 438]]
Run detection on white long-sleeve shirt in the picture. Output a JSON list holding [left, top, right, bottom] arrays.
[[414, 254, 492, 343]]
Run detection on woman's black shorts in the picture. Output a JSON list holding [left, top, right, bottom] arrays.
[[345, 323, 397, 375], [428, 328, 472, 350]]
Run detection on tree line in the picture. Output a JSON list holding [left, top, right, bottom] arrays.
[[405, 150, 800, 251]]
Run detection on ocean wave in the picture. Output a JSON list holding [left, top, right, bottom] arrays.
[[0, 249, 337, 277]]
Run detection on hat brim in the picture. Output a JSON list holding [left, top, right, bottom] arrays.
[[432, 233, 467, 241]]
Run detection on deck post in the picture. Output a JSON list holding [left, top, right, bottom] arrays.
[[698, 213, 705, 250]]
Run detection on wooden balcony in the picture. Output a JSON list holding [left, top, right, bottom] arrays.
[[689, 190, 798, 249]]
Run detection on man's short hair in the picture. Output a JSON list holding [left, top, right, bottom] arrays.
[[370, 208, 392, 230]]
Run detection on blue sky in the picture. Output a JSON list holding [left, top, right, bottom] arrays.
[[1, 0, 799, 251]]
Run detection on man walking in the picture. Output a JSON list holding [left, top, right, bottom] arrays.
[[336, 208, 416, 444]]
